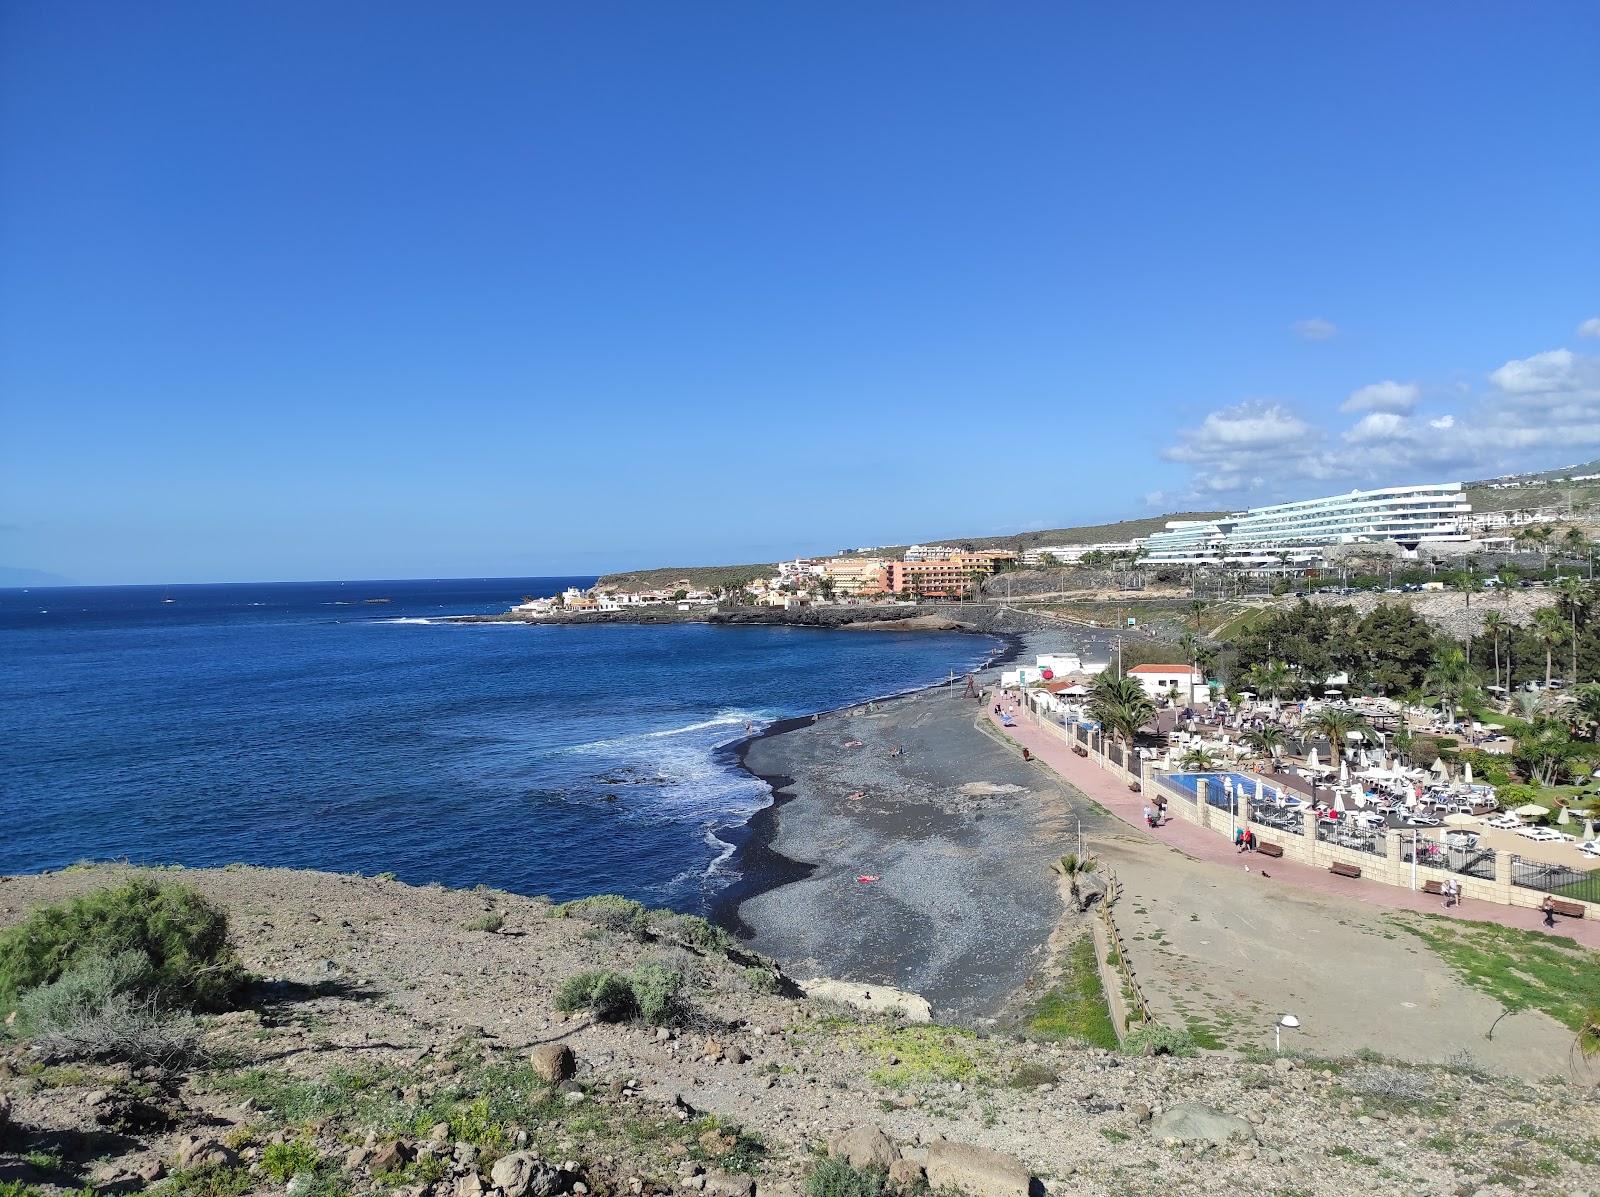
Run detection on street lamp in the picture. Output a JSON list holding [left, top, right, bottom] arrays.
[[1275, 1013, 1300, 1054]]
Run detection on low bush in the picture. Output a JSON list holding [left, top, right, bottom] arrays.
[[0, 879, 240, 1013], [260, 1140, 321, 1183], [1121, 1024, 1198, 1057], [742, 966, 780, 995], [12, 952, 198, 1065], [805, 1158, 886, 1197], [554, 895, 649, 937], [464, 912, 504, 933], [554, 965, 686, 1025], [652, 912, 733, 954]]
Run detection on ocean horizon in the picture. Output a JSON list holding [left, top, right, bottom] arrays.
[[0, 577, 1001, 911]]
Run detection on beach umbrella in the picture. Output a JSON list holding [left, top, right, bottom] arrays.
[[1334, 792, 1347, 813], [1585, 818, 1596, 842], [1556, 805, 1570, 825], [1431, 758, 1448, 778], [1254, 778, 1263, 803], [1307, 746, 1321, 770], [1512, 803, 1548, 818], [1463, 761, 1473, 785], [1442, 813, 1477, 827], [1339, 760, 1350, 783]]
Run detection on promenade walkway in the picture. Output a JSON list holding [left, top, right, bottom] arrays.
[[982, 700, 1600, 950]]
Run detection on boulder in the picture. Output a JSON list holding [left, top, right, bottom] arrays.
[[490, 1152, 561, 1197], [454, 1172, 485, 1197], [888, 1159, 926, 1190], [1149, 1103, 1256, 1146], [828, 1125, 900, 1171], [175, 1137, 238, 1170], [531, 1043, 576, 1083], [924, 1141, 1034, 1197], [369, 1141, 413, 1174], [703, 1172, 755, 1197]]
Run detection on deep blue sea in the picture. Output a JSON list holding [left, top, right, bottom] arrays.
[[0, 578, 999, 910]]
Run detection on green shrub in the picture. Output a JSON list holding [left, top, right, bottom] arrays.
[[554, 895, 649, 937], [12, 951, 197, 1064], [653, 912, 733, 954], [0, 880, 240, 1013], [464, 912, 504, 933], [157, 1164, 254, 1197], [260, 1140, 321, 1183], [1122, 1024, 1198, 1057], [628, 963, 686, 1026], [742, 966, 780, 995], [555, 970, 636, 1022], [553, 965, 685, 1025], [805, 1158, 886, 1197]]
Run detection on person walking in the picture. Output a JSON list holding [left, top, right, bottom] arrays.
[[1541, 895, 1557, 928]]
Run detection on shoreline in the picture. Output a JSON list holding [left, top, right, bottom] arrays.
[[709, 628, 1024, 935]]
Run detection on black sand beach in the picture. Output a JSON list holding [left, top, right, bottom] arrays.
[[720, 674, 1118, 1021]]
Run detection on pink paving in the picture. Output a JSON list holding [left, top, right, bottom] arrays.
[[982, 701, 1600, 950]]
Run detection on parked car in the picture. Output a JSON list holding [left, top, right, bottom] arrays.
[[1485, 814, 1523, 829], [1515, 826, 1564, 842]]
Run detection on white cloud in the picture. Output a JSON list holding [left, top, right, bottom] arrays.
[[1577, 316, 1600, 339], [1428, 415, 1455, 430], [1489, 348, 1580, 395], [1293, 317, 1338, 342], [1340, 380, 1419, 413], [1162, 402, 1314, 463]]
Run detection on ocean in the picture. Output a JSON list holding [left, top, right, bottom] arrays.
[[0, 578, 1001, 910]]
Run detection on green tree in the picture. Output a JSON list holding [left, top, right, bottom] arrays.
[[1532, 606, 1569, 690], [1556, 577, 1585, 684], [1241, 726, 1287, 764], [1513, 718, 1581, 786], [1178, 747, 1222, 770], [1087, 673, 1156, 753], [1245, 659, 1296, 707], [1354, 603, 1436, 694], [1307, 707, 1373, 761], [1480, 609, 1506, 694], [1423, 645, 1479, 722], [1570, 682, 1600, 742]]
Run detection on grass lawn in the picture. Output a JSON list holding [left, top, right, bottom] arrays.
[[1387, 912, 1600, 1033], [1026, 933, 1120, 1049]]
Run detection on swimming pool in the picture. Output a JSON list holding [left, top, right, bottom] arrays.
[[1165, 771, 1255, 811]]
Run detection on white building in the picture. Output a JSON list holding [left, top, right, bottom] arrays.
[[904, 544, 961, 561], [1142, 483, 1471, 572], [1127, 663, 1208, 704], [1020, 540, 1145, 566]]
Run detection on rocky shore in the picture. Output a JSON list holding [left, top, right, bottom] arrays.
[[445, 605, 979, 633], [3, 865, 1596, 1197]]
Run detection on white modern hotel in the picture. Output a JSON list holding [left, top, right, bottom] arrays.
[[1143, 483, 1472, 571]]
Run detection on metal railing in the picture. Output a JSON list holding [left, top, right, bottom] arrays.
[[1402, 842, 1497, 880], [1510, 855, 1600, 902], [1316, 821, 1384, 856]]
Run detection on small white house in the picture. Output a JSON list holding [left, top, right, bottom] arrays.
[[1127, 663, 1208, 704]]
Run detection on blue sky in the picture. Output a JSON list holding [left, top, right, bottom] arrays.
[[3, 2, 1598, 585]]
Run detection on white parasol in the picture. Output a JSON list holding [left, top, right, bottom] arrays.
[[1334, 792, 1347, 813], [1442, 813, 1477, 827], [1511, 803, 1548, 818], [1307, 746, 1321, 770], [1463, 761, 1473, 784], [1556, 805, 1571, 825], [1431, 758, 1449, 778]]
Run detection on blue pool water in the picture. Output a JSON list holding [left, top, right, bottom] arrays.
[[0, 578, 1001, 910], [1164, 771, 1256, 810]]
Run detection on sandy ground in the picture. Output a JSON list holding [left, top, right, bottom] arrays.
[[1095, 834, 1582, 1079], [733, 684, 1117, 1020]]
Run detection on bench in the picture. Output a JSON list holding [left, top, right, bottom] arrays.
[[1329, 861, 1362, 879], [1072, 745, 1088, 758], [1547, 898, 1586, 919], [1256, 842, 1283, 859], [1421, 880, 1445, 896]]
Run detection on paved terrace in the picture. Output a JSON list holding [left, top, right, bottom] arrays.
[[983, 701, 1600, 950]]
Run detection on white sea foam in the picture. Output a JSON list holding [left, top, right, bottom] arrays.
[[375, 617, 434, 625]]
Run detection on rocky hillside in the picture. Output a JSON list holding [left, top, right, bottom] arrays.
[[1304, 587, 1558, 641], [2, 866, 1598, 1197]]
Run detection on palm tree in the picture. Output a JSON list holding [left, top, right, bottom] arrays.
[[1514, 718, 1579, 786], [1556, 576, 1584, 684], [1245, 659, 1296, 708], [1449, 569, 1481, 610], [1570, 683, 1600, 742], [1307, 707, 1373, 762], [1520, 523, 1554, 570], [1423, 646, 1479, 723], [1178, 747, 1223, 771], [1241, 726, 1287, 765], [1087, 673, 1156, 754], [1497, 565, 1520, 597], [1481, 609, 1507, 694], [1532, 605, 1569, 690]]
